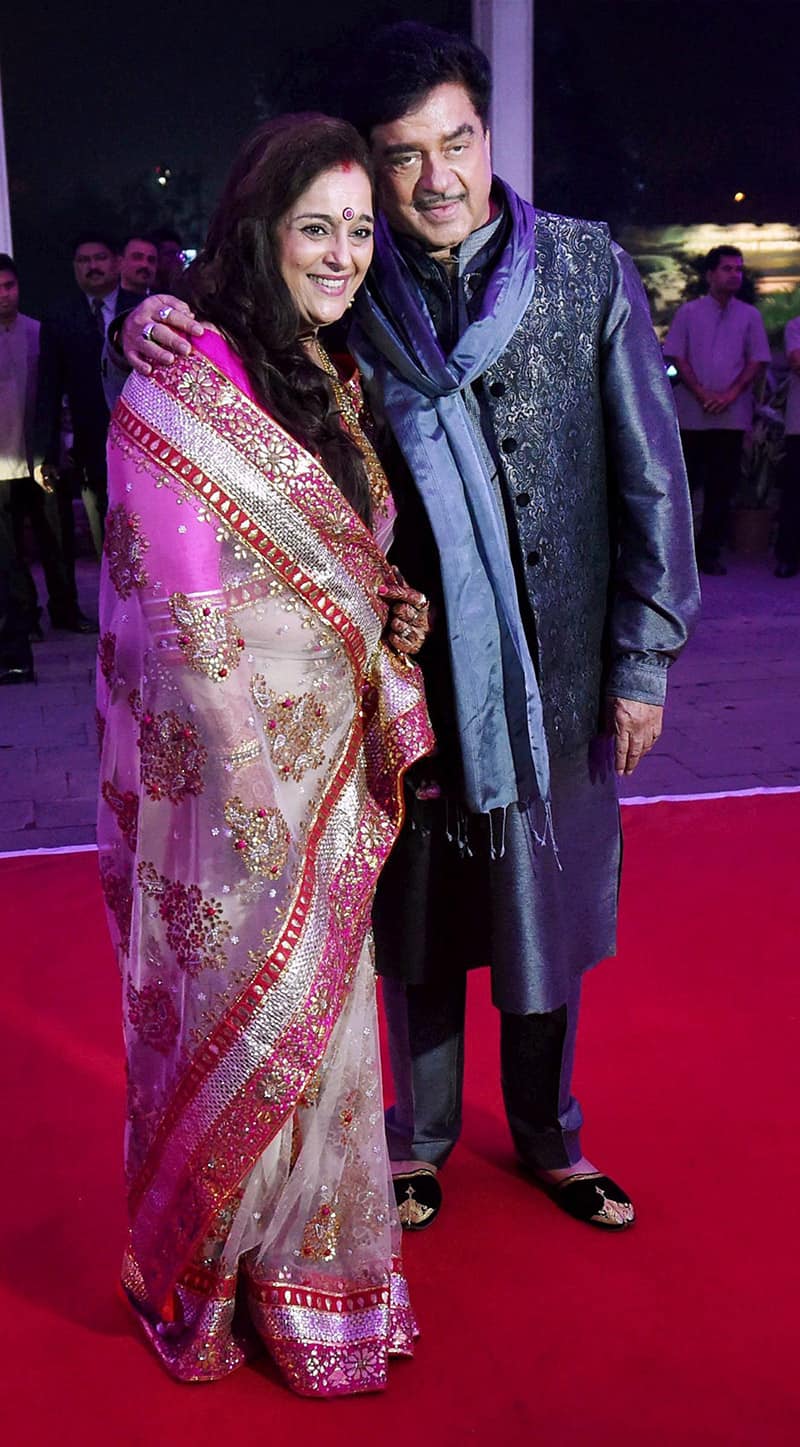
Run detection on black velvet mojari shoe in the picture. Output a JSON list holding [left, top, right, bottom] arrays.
[[547, 1171, 635, 1230], [392, 1166, 443, 1231], [0, 664, 36, 685]]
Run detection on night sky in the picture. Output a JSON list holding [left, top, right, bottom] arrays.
[[4, 0, 799, 310]]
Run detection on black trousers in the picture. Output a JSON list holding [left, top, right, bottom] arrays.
[[10, 476, 78, 621], [681, 428, 744, 563], [382, 973, 584, 1171], [0, 479, 35, 669], [776, 435, 800, 567]]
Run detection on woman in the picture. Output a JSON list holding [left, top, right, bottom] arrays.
[[96, 114, 433, 1397]]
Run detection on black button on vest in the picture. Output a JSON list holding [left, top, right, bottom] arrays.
[[526, 549, 541, 567], [489, 380, 506, 398], [501, 436, 517, 454], [516, 492, 531, 507]]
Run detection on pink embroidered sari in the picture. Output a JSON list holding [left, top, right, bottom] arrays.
[[96, 331, 433, 1395]]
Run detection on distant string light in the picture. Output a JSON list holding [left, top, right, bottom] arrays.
[[734, 191, 746, 203], [155, 166, 172, 189]]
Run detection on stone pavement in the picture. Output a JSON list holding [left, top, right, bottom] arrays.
[[1, 555, 799, 855]]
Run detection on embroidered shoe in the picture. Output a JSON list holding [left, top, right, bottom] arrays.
[[392, 1166, 443, 1231], [548, 1171, 635, 1230]]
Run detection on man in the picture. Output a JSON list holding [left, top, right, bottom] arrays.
[[120, 24, 699, 1232], [150, 226, 184, 292], [119, 234, 158, 296], [34, 232, 140, 627], [0, 254, 83, 660], [664, 246, 771, 575], [775, 313, 800, 578], [0, 255, 38, 681]]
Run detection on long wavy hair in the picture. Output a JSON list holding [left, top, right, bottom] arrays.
[[187, 114, 374, 523]]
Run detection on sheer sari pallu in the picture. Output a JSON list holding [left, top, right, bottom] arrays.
[[96, 331, 433, 1396]]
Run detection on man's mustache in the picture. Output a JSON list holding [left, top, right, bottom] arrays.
[[414, 193, 466, 212]]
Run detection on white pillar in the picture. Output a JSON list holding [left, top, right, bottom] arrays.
[[472, 0, 534, 201], [0, 65, 12, 254]]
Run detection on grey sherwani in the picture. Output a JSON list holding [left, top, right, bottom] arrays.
[[369, 206, 699, 1014]]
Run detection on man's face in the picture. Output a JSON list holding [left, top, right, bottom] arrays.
[[121, 238, 158, 294], [707, 253, 744, 297], [0, 270, 19, 321], [371, 82, 493, 253], [156, 239, 182, 284], [73, 242, 120, 296]]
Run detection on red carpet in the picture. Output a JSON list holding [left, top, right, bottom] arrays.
[[2, 793, 798, 1446]]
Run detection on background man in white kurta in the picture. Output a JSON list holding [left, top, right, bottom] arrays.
[[0, 254, 39, 681], [665, 246, 770, 574]]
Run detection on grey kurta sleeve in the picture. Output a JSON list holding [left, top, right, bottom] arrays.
[[600, 243, 700, 705]]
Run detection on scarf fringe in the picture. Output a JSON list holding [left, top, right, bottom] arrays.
[[420, 793, 560, 868]]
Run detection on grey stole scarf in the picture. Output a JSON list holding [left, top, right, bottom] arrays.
[[351, 183, 552, 828]]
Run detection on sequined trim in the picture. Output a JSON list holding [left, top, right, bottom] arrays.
[[222, 737, 261, 773], [120, 1250, 415, 1393], [246, 1266, 417, 1397]]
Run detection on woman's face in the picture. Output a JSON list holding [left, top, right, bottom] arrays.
[[277, 164, 374, 331]]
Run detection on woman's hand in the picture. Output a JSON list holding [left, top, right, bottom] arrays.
[[121, 295, 205, 375], [379, 576, 430, 661]]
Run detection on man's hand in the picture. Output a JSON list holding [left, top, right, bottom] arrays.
[[693, 384, 716, 409], [34, 463, 58, 494], [703, 387, 737, 415], [606, 697, 664, 776], [122, 295, 204, 376]]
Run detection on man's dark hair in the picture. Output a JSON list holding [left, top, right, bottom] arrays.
[[122, 233, 157, 251], [341, 21, 491, 138], [71, 230, 120, 257], [0, 253, 18, 278], [149, 225, 183, 247], [703, 245, 743, 272]]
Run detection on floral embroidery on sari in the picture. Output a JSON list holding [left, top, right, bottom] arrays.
[[104, 504, 150, 597], [223, 796, 291, 880], [99, 856, 133, 952], [300, 1202, 341, 1263], [129, 690, 208, 803], [169, 592, 246, 681], [98, 631, 117, 686], [127, 978, 180, 1054], [137, 863, 231, 975], [101, 780, 139, 851], [251, 678, 329, 781]]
